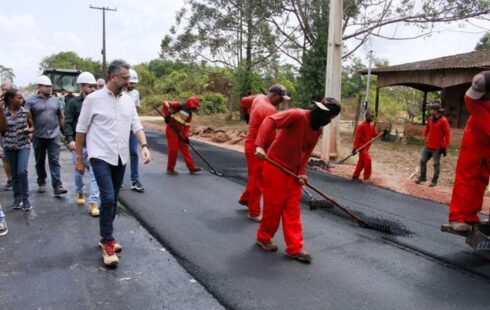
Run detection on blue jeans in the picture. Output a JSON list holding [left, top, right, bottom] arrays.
[[129, 131, 139, 182], [71, 149, 99, 203], [0, 205, 5, 220], [90, 158, 125, 242], [5, 148, 30, 205], [32, 135, 62, 189], [419, 147, 442, 182]]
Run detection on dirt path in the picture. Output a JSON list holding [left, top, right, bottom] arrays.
[[142, 116, 490, 214]]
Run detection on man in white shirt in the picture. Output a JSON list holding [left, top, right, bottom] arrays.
[[125, 69, 144, 192], [75, 59, 151, 267]]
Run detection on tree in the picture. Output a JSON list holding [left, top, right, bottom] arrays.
[[475, 32, 490, 50], [0, 65, 15, 84], [39, 51, 103, 77], [160, 0, 279, 97]]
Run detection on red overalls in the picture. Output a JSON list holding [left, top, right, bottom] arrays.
[[162, 97, 199, 172], [449, 96, 490, 223], [239, 95, 276, 216], [352, 121, 379, 180], [255, 109, 321, 255]]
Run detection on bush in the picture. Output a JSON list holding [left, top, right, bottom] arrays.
[[199, 92, 228, 114]]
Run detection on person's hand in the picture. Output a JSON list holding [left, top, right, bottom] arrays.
[[352, 148, 357, 156], [0, 147, 3, 158], [441, 148, 447, 157], [244, 114, 250, 124], [75, 156, 85, 175], [67, 141, 76, 152], [142, 146, 152, 164], [164, 116, 171, 124], [297, 175, 308, 185], [255, 146, 266, 159]]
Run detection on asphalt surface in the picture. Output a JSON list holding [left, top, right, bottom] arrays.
[[117, 129, 490, 310], [0, 149, 224, 310]]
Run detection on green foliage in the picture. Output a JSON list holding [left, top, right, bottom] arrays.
[[199, 92, 228, 114], [475, 32, 490, 50], [39, 51, 103, 78], [0, 65, 15, 84]]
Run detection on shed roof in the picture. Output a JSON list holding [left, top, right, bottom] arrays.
[[367, 50, 490, 74]]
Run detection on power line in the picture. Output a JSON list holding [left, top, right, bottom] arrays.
[[90, 5, 117, 78]]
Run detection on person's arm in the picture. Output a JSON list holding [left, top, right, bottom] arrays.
[[442, 117, 451, 148], [255, 110, 299, 157], [465, 96, 490, 137], [74, 96, 93, 174], [240, 96, 254, 124], [131, 106, 151, 164], [0, 105, 7, 135], [353, 124, 363, 151], [422, 119, 430, 140]]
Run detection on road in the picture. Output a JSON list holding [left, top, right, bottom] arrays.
[[118, 129, 490, 310], [0, 148, 223, 310]]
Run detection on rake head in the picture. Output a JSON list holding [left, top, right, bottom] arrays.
[[308, 198, 335, 210], [358, 220, 392, 234]]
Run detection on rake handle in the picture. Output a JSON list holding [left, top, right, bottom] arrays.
[[263, 156, 369, 226], [337, 132, 384, 164]]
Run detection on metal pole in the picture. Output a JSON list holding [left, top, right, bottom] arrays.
[[321, 0, 343, 161], [90, 5, 117, 79]]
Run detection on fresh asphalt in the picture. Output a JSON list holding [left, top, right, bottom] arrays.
[[117, 129, 490, 310], [0, 148, 224, 310]]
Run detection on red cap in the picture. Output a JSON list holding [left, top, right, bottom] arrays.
[[185, 96, 200, 109]]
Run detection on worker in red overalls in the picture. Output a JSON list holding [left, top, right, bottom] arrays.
[[447, 71, 490, 232], [415, 103, 451, 187], [352, 110, 385, 182], [254, 98, 341, 263], [238, 85, 289, 222], [162, 96, 201, 175]]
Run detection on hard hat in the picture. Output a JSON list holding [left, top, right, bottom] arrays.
[[185, 96, 200, 110], [129, 69, 139, 83], [36, 75, 52, 86], [76, 72, 97, 85]]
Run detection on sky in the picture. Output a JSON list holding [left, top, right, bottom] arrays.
[[0, 0, 489, 86]]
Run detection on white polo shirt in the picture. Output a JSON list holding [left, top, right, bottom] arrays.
[[76, 87, 144, 166]]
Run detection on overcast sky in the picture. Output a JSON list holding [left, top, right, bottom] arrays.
[[1, 0, 489, 86]]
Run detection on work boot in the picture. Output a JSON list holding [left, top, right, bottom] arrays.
[[415, 177, 426, 184], [88, 202, 100, 217], [166, 170, 178, 175], [449, 221, 472, 232], [248, 214, 262, 223], [189, 167, 202, 175], [100, 240, 119, 267], [256, 240, 278, 252], [429, 181, 437, 187], [10, 201, 22, 210], [287, 251, 313, 263], [99, 241, 122, 253], [22, 200, 32, 212], [38, 184, 46, 193], [4, 180, 12, 191], [76, 193, 86, 205], [54, 185, 68, 196], [131, 180, 145, 193], [238, 199, 248, 206]]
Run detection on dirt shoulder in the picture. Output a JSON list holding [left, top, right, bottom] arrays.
[[142, 115, 490, 214]]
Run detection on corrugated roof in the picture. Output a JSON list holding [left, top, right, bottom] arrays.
[[366, 50, 490, 74]]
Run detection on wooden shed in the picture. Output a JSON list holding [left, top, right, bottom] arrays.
[[367, 50, 490, 128]]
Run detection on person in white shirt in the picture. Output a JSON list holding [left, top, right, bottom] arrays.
[[124, 69, 144, 192], [75, 59, 151, 267]]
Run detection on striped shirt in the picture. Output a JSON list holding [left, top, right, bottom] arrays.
[[3, 107, 30, 151]]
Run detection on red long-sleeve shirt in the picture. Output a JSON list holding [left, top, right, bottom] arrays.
[[162, 100, 193, 136], [423, 115, 451, 149], [240, 96, 254, 120], [464, 96, 490, 143], [243, 95, 276, 153], [353, 121, 379, 151], [256, 109, 321, 175]]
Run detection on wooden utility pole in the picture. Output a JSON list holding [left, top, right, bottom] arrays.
[[364, 50, 373, 111], [90, 5, 117, 78], [321, 0, 343, 161]]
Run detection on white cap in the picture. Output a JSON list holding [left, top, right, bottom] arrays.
[[36, 75, 52, 86], [129, 69, 139, 83], [76, 72, 97, 85]]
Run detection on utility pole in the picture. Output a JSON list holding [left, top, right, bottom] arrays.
[[321, 0, 343, 161], [364, 50, 373, 111], [90, 5, 117, 79]]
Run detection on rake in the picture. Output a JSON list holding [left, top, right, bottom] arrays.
[[264, 156, 392, 233]]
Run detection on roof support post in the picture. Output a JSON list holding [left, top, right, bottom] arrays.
[[374, 87, 380, 117], [422, 91, 428, 125]]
